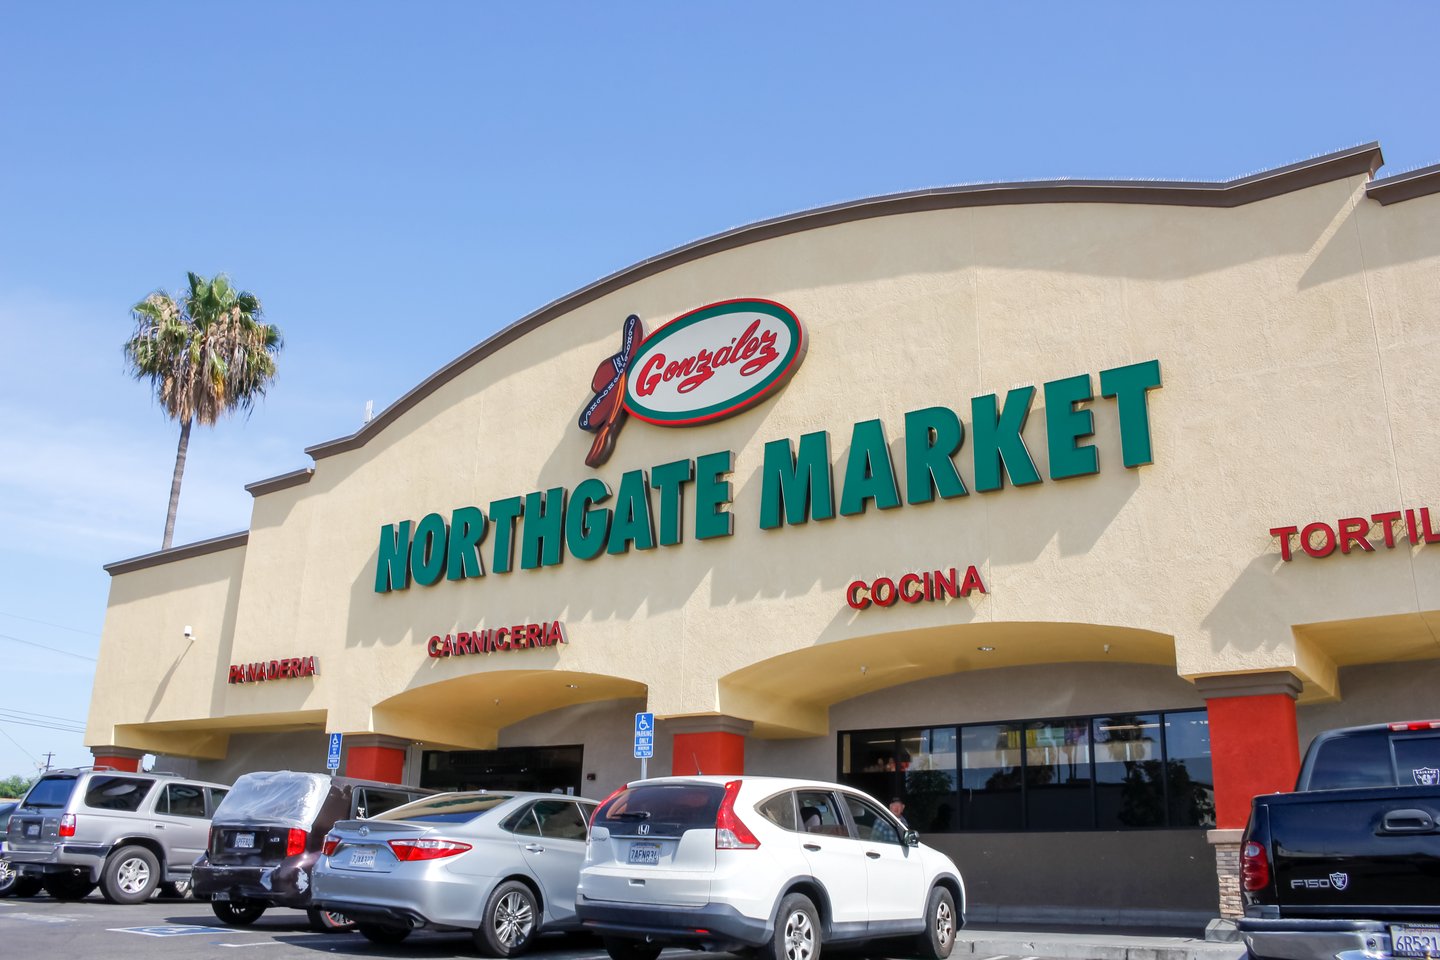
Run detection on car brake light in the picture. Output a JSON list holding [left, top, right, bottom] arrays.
[[1389, 720, 1440, 731], [715, 780, 759, 850], [322, 834, 340, 857], [388, 838, 472, 861], [286, 828, 307, 857], [1241, 841, 1270, 892], [59, 814, 76, 838]]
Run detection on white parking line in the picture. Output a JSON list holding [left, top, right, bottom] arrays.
[[217, 943, 284, 948], [2, 913, 78, 924], [980, 955, 1010, 960]]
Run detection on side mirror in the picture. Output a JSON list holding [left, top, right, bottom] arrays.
[[903, 829, 920, 847]]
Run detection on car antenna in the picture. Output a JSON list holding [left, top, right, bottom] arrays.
[[693, 754, 702, 776]]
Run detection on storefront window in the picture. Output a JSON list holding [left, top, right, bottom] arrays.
[[1163, 710, 1215, 828], [839, 731, 902, 804], [1024, 719, 1092, 830], [900, 728, 958, 832], [960, 723, 1023, 831], [1094, 714, 1164, 828]]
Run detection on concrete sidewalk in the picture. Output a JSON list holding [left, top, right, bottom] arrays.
[[953, 924, 1248, 960]]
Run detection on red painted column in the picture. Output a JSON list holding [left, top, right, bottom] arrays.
[[342, 734, 410, 784], [667, 717, 753, 776], [1195, 672, 1302, 829], [90, 746, 144, 772]]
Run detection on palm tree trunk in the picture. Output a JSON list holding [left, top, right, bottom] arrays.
[[162, 419, 192, 550]]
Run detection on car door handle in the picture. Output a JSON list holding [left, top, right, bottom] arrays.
[[803, 843, 821, 851], [1380, 809, 1437, 833], [866, 851, 882, 859], [524, 844, 545, 853], [154, 825, 165, 830]]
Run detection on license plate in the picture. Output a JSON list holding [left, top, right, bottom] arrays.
[[1392, 925, 1440, 958], [234, 833, 254, 849], [212, 890, 231, 901], [349, 849, 376, 868], [25, 825, 38, 838], [627, 842, 659, 865]]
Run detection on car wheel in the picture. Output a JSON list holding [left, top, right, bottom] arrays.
[[10, 876, 43, 898], [158, 879, 192, 900], [0, 860, 17, 897], [914, 886, 957, 960], [307, 907, 356, 933], [475, 880, 540, 957], [100, 845, 160, 904], [211, 896, 268, 926], [602, 937, 664, 960], [358, 922, 412, 945], [43, 873, 97, 901], [771, 893, 820, 960]]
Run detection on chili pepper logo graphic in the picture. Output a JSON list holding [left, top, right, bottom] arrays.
[[578, 314, 643, 468]]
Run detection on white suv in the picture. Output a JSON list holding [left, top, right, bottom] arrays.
[[576, 776, 964, 960]]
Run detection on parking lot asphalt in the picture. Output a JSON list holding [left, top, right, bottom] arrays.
[[0, 894, 1245, 960]]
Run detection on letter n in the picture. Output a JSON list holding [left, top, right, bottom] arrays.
[[375, 520, 414, 592]]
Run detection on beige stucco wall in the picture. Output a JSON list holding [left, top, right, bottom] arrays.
[[88, 168, 1440, 757]]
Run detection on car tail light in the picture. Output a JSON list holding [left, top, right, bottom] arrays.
[[715, 779, 759, 850], [387, 838, 472, 861], [1389, 720, 1440, 731], [322, 834, 340, 857], [285, 828, 308, 857], [59, 814, 76, 838], [590, 785, 628, 828], [1241, 841, 1270, 892]]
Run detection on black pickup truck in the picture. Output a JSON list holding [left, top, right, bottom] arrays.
[[1240, 720, 1440, 960]]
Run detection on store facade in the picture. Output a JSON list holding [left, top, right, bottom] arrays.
[[88, 143, 1440, 926]]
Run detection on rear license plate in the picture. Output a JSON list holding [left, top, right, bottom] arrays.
[[349, 849, 376, 868], [627, 842, 659, 865], [234, 833, 254, 849], [25, 825, 39, 838], [1392, 925, 1440, 958]]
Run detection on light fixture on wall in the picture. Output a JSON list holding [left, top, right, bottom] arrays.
[[183, 625, 194, 640], [977, 646, 995, 652]]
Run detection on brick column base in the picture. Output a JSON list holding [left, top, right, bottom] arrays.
[[1209, 828, 1244, 920]]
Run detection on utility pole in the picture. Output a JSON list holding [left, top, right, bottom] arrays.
[[40, 752, 54, 772]]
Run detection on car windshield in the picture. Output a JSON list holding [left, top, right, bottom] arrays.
[[22, 775, 78, 809], [373, 792, 516, 824], [213, 771, 329, 827], [594, 783, 724, 831]]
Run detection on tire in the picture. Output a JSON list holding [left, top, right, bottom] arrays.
[[771, 893, 820, 960], [914, 886, 957, 960], [475, 880, 540, 957], [100, 845, 160, 904], [211, 896, 268, 926], [358, 922, 412, 945], [158, 879, 192, 900], [11, 877, 43, 898], [43, 873, 97, 901], [0, 860, 16, 897], [307, 907, 356, 933], [602, 938, 664, 960]]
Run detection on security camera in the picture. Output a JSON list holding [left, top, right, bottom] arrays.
[[183, 625, 194, 640]]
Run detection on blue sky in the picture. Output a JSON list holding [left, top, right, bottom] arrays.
[[2, 2, 1438, 779]]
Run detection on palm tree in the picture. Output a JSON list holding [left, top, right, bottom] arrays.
[[124, 272, 283, 549]]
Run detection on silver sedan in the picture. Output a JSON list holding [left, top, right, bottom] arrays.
[[311, 791, 598, 956]]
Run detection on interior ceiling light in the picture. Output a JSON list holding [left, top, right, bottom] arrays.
[[977, 646, 995, 652], [566, 683, 579, 689]]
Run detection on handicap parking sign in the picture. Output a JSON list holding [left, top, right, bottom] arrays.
[[634, 713, 655, 759]]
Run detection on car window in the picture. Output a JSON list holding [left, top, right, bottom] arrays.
[[1394, 736, 1440, 786], [163, 783, 207, 818], [844, 794, 900, 843], [22, 776, 78, 809], [355, 788, 413, 819], [376, 792, 515, 824], [506, 804, 543, 837], [83, 776, 154, 812], [1307, 732, 1394, 789], [796, 790, 849, 837], [594, 783, 723, 834], [757, 791, 799, 832], [207, 788, 229, 815], [535, 800, 588, 840]]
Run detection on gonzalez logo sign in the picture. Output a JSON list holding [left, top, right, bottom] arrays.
[[579, 299, 806, 466]]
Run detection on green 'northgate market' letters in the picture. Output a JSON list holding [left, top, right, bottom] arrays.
[[372, 359, 1161, 592]]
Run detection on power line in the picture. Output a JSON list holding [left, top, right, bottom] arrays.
[[0, 724, 42, 766], [2, 706, 86, 725], [0, 632, 98, 662], [0, 610, 100, 637], [0, 716, 87, 735]]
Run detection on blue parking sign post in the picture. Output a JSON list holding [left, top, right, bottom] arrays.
[[327, 733, 343, 772], [634, 712, 654, 780]]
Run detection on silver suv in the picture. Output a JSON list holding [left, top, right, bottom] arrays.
[[2, 766, 229, 903]]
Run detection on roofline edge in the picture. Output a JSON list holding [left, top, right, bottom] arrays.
[[245, 467, 314, 498], [1367, 161, 1440, 205], [104, 531, 250, 576]]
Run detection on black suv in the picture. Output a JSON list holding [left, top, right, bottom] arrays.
[[193, 771, 430, 932]]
